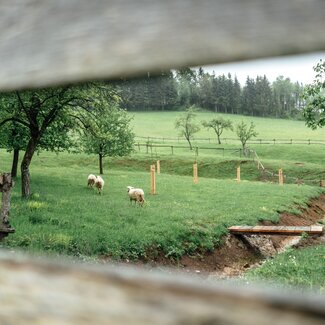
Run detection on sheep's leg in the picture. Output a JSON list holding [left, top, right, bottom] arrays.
[[130, 198, 136, 205]]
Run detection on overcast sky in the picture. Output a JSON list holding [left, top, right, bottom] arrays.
[[199, 51, 325, 86]]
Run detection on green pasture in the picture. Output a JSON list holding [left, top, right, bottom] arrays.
[[130, 111, 325, 184], [0, 111, 324, 290], [0, 150, 323, 261], [131, 111, 325, 141], [129, 144, 325, 185]]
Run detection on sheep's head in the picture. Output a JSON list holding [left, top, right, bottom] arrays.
[[127, 186, 134, 193]]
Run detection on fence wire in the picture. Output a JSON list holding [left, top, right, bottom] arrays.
[[134, 143, 324, 188], [135, 136, 325, 146]]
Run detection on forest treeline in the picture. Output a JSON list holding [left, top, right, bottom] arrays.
[[113, 67, 305, 118]]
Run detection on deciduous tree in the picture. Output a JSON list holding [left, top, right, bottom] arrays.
[[236, 121, 258, 155], [302, 59, 325, 129], [0, 86, 88, 198], [175, 106, 200, 150], [202, 118, 233, 144], [81, 86, 134, 174]]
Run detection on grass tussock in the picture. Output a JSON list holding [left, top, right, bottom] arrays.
[[246, 245, 325, 293]]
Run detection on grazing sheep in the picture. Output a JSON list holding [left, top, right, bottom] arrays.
[[127, 186, 145, 206], [95, 175, 105, 194], [87, 174, 97, 187]]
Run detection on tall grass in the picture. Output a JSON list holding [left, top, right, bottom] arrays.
[[246, 245, 325, 293]]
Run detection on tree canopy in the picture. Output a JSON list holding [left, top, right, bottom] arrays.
[[0, 83, 134, 198], [302, 59, 325, 129], [81, 86, 134, 174], [175, 106, 200, 150], [0, 86, 83, 197], [236, 121, 258, 155], [114, 68, 305, 118], [202, 117, 233, 144]]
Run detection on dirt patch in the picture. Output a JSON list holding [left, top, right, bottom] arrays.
[[129, 194, 325, 278], [294, 162, 305, 166], [179, 235, 262, 278]]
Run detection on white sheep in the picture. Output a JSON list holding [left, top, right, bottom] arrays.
[[127, 186, 145, 206], [87, 174, 97, 187], [95, 175, 105, 194]]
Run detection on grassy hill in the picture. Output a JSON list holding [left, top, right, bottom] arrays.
[[129, 111, 325, 183], [130, 111, 325, 140]]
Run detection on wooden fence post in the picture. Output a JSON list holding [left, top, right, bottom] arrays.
[[150, 165, 156, 195], [157, 160, 160, 175], [0, 173, 15, 240], [237, 166, 241, 183], [279, 168, 283, 185], [320, 180, 325, 187], [193, 163, 198, 184]]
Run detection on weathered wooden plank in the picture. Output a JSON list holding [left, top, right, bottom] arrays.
[[229, 225, 251, 231], [229, 225, 323, 235], [310, 225, 323, 233], [0, 1, 324, 322], [0, 173, 15, 240], [1, 0, 325, 90], [0, 251, 324, 325]]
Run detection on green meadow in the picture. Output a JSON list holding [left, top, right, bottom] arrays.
[[130, 111, 325, 140], [130, 112, 325, 184], [0, 111, 325, 290], [0, 150, 323, 261]]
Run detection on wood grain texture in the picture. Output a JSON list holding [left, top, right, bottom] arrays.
[[229, 225, 324, 235], [0, 251, 324, 325], [0, 173, 15, 236], [1, 0, 325, 90], [1, 2, 325, 322]]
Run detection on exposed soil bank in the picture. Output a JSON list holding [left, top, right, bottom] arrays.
[[132, 194, 325, 278]]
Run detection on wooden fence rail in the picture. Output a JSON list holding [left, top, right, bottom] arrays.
[[0, 251, 324, 325], [135, 136, 325, 146], [0, 173, 15, 239], [1, 0, 325, 91], [135, 143, 242, 157], [1, 0, 325, 323]]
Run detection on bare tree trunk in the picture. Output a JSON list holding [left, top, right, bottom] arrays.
[[21, 138, 37, 198], [11, 148, 19, 178], [186, 138, 193, 150], [99, 153, 103, 175], [243, 144, 248, 157]]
